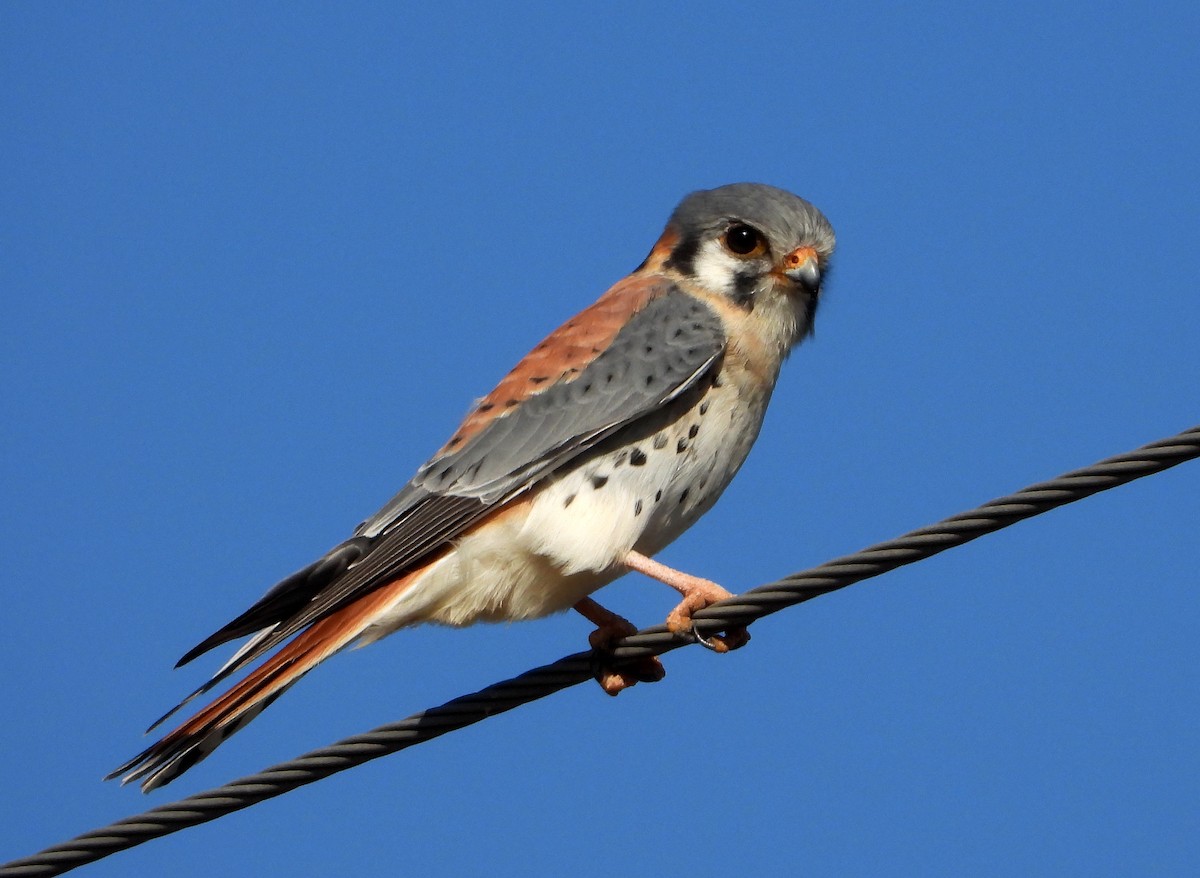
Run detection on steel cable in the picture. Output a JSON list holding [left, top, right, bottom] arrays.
[[3, 424, 1197, 877]]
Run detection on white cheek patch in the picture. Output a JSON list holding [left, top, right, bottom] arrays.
[[690, 239, 742, 297]]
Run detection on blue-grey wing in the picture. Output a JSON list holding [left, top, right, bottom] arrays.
[[181, 285, 724, 672], [373, 288, 725, 517]]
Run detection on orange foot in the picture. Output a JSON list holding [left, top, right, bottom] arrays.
[[574, 597, 666, 695], [625, 550, 751, 653]]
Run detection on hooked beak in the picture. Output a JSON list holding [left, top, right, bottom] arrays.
[[782, 246, 821, 296]]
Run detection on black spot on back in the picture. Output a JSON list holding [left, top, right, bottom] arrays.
[[630, 448, 647, 466], [591, 475, 609, 490]]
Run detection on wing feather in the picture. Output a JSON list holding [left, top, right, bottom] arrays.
[[180, 279, 725, 674]]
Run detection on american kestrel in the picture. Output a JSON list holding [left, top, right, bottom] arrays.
[[112, 182, 835, 791]]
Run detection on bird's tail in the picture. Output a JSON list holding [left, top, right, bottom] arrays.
[[109, 569, 421, 792]]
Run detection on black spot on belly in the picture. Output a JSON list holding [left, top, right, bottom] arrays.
[[634, 499, 643, 516], [653, 433, 668, 450], [679, 488, 690, 505], [688, 424, 699, 439], [654, 489, 663, 502], [699, 401, 710, 416], [563, 494, 576, 508], [676, 438, 688, 454], [591, 475, 609, 489], [630, 448, 647, 466]]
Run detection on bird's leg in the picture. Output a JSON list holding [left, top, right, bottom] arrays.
[[624, 550, 751, 652], [573, 597, 665, 695]]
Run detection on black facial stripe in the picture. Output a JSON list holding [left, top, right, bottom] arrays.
[[731, 270, 759, 309], [664, 234, 700, 276]]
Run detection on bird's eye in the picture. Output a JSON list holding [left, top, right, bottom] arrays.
[[723, 224, 765, 257]]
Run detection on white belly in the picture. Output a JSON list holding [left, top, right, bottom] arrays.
[[357, 378, 770, 642], [523, 377, 767, 568]]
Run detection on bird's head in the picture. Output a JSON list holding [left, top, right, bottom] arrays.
[[646, 182, 836, 350]]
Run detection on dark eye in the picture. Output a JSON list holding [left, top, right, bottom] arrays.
[[723, 224, 764, 256]]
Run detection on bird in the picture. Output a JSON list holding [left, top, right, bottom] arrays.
[[110, 182, 836, 792]]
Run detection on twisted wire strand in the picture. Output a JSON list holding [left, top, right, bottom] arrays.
[[3, 424, 1197, 878]]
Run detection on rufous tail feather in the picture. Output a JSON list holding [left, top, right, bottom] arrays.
[[109, 568, 420, 792]]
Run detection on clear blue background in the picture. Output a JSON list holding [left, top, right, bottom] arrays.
[[3, 3, 1197, 876]]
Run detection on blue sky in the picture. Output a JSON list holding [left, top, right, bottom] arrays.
[[2, 3, 1197, 876]]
